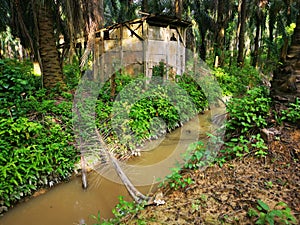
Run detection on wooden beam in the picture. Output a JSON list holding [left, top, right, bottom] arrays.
[[124, 23, 144, 41], [176, 27, 186, 47]]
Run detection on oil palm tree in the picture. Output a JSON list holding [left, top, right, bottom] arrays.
[[8, 0, 65, 88], [6, 0, 104, 88], [237, 0, 247, 66], [35, 1, 65, 88]]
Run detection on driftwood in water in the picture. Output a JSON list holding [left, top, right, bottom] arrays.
[[108, 152, 150, 203], [80, 155, 88, 189], [93, 129, 150, 203], [73, 68, 163, 203]]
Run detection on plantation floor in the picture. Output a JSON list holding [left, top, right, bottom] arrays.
[[126, 124, 300, 224]]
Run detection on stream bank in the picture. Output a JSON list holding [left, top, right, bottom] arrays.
[[124, 125, 300, 224], [0, 109, 223, 225]]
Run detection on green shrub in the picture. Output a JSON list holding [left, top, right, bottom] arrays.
[[95, 73, 207, 154], [164, 167, 194, 190], [216, 87, 270, 162], [248, 200, 297, 225], [0, 59, 40, 98], [177, 74, 208, 112], [281, 98, 300, 123], [213, 65, 262, 96], [0, 59, 40, 117], [226, 87, 271, 134], [0, 61, 78, 211], [183, 141, 210, 170], [63, 61, 81, 89], [89, 196, 146, 225], [0, 117, 77, 208]]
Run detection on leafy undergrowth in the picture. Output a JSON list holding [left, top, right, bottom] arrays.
[[0, 59, 208, 216], [122, 125, 300, 224], [0, 59, 79, 215], [95, 72, 208, 156], [94, 90, 300, 225]]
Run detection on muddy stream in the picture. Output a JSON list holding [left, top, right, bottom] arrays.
[[0, 108, 225, 225]]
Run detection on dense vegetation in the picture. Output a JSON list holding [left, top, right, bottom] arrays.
[[0, 0, 300, 224], [95, 68, 207, 154], [91, 84, 300, 225], [1, 0, 299, 90], [0, 60, 78, 212], [0, 59, 209, 214]]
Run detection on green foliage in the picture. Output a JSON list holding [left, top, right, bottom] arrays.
[[281, 98, 300, 123], [0, 59, 78, 211], [213, 65, 262, 96], [219, 133, 268, 161], [0, 116, 77, 208], [183, 141, 212, 170], [177, 74, 208, 112], [0, 59, 38, 96], [159, 142, 212, 191], [96, 72, 207, 154], [222, 135, 250, 158], [90, 196, 146, 225], [216, 87, 270, 162], [252, 134, 269, 157], [0, 59, 40, 117], [112, 196, 145, 220], [163, 167, 194, 190], [248, 200, 297, 225], [152, 61, 165, 77], [63, 61, 81, 89], [226, 87, 271, 134]]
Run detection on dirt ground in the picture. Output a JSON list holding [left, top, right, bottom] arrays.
[[126, 124, 300, 224]]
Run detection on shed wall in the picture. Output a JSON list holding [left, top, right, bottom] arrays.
[[94, 19, 187, 80]]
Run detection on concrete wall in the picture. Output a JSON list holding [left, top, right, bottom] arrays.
[[94, 19, 187, 81]]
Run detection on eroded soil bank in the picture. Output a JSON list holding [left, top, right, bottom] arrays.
[[125, 125, 300, 224]]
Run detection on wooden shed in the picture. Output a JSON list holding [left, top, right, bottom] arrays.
[[93, 15, 191, 81]]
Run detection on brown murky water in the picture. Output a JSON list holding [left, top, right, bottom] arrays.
[[0, 108, 225, 225]]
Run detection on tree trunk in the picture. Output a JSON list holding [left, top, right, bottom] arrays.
[[108, 152, 150, 203], [199, 28, 207, 61], [280, 0, 292, 61], [252, 4, 262, 68], [141, 0, 148, 12], [37, 4, 65, 88], [175, 0, 182, 19], [214, 0, 226, 67], [271, 13, 300, 103], [267, 9, 275, 60], [237, 0, 247, 67]]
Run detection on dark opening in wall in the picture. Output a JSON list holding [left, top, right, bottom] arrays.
[[104, 30, 110, 40], [170, 33, 177, 41]]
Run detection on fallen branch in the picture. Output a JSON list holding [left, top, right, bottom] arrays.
[[94, 128, 150, 204]]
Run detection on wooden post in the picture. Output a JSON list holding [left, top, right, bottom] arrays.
[[81, 154, 88, 189]]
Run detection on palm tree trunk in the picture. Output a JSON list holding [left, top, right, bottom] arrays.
[[252, 4, 262, 68], [93, 128, 150, 203], [280, 0, 292, 61], [214, 0, 226, 67], [200, 28, 207, 61], [175, 0, 182, 19], [108, 152, 150, 203], [141, 0, 148, 12], [271, 13, 300, 103], [37, 4, 65, 88], [237, 0, 247, 67], [267, 8, 275, 60]]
